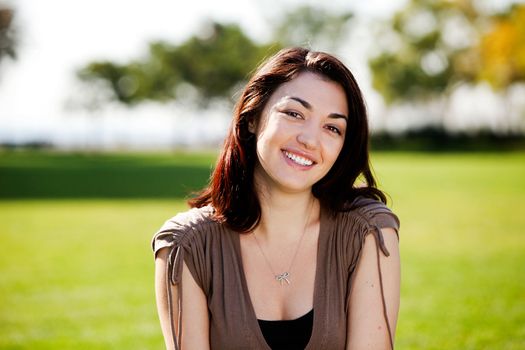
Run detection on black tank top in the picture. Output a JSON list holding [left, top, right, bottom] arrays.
[[257, 309, 314, 350]]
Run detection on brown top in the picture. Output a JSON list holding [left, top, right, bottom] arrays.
[[152, 196, 400, 350]]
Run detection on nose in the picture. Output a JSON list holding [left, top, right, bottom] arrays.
[[296, 121, 319, 150]]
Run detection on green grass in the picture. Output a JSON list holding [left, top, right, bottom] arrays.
[[0, 151, 217, 198], [0, 199, 186, 349], [0, 151, 524, 349], [373, 152, 525, 349]]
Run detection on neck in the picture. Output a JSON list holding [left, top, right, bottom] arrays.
[[254, 188, 319, 243]]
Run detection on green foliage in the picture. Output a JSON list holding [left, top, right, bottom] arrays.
[[369, 0, 525, 104], [0, 3, 17, 64], [369, 0, 474, 104], [77, 22, 280, 107], [0, 151, 524, 349], [76, 5, 357, 109], [475, 4, 525, 89], [272, 5, 353, 50], [371, 127, 525, 152], [169, 23, 279, 101], [369, 51, 452, 104]]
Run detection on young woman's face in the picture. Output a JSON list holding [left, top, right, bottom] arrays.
[[251, 71, 348, 194]]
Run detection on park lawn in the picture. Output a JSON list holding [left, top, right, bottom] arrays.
[[372, 152, 525, 349], [0, 199, 192, 349], [0, 151, 524, 349]]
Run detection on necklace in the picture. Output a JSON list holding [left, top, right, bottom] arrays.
[[252, 199, 313, 286]]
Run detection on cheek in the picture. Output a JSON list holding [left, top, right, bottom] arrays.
[[255, 129, 272, 154], [254, 128, 279, 163], [325, 138, 345, 163], [255, 117, 285, 146]]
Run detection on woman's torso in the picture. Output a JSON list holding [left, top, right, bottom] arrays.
[[152, 197, 400, 349]]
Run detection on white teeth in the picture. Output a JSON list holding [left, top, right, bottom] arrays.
[[284, 151, 313, 166]]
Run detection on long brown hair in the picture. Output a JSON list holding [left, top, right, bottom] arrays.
[[189, 47, 386, 232]]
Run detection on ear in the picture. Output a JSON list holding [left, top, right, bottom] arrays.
[[247, 120, 256, 134]]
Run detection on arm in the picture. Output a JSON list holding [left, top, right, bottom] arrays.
[[155, 248, 210, 350], [346, 227, 400, 350]]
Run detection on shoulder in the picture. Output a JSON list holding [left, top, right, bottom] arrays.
[[162, 205, 216, 231], [338, 196, 400, 234], [151, 205, 219, 257], [328, 196, 400, 268]]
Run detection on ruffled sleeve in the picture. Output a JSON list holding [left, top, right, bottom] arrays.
[[352, 196, 400, 232], [337, 197, 400, 269], [151, 206, 214, 350], [344, 196, 400, 350], [352, 196, 400, 256]]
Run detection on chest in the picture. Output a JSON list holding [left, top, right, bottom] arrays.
[[239, 228, 319, 320], [205, 215, 353, 349]]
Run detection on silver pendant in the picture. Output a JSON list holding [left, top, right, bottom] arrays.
[[275, 272, 291, 285]]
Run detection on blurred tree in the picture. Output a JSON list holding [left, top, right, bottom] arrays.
[[369, 0, 525, 103], [77, 22, 279, 107], [368, 0, 480, 104], [271, 5, 353, 51], [475, 4, 525, 89], [76, 5, 358, 109], [368, 0, 525, 132], [0, 2, 17, 65]]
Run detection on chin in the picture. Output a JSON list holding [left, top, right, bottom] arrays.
[[276, 181, 316, 194]]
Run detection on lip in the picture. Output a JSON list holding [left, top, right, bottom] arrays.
[[281, 148, 317, 168]]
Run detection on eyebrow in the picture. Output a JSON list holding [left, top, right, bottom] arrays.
[[288, 96, 348, 121]]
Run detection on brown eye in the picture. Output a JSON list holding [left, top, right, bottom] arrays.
[[326, 125, 342, 135], [285, 111, 301, 119]]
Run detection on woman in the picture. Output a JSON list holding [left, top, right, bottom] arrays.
[[152, 47, 400, 350]]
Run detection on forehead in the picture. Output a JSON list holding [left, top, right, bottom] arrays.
[[266, 71, 348, 115]]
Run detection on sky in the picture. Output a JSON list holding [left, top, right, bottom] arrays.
[[0, 0, 522, 149]]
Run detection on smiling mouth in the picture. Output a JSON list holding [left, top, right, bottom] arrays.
[[282, 150, 315, 166]]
